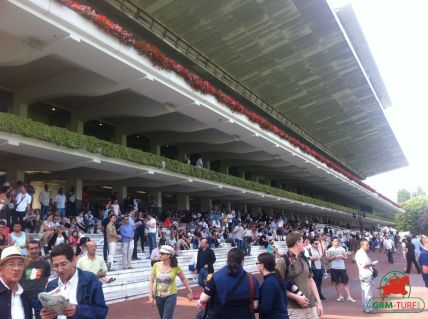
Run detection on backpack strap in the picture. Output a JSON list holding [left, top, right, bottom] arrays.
[[248, 273, 254, 312]]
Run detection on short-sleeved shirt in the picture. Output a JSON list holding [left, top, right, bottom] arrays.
[[327, 246, 346, 269], [21, 259, 51, 298], [204, 266, 259, 318], [54, 194, 66, 209], [15, 193, 32, 212], [77, 255, 108, 275], [106, 223, 118, 244], [418, 247, 428, 287], [355, 249, 372, 278], [152, 263, 182, 297]]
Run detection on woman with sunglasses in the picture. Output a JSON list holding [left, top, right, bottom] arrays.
[[257, 252, 289, 319], [148, 245, 193, 319]]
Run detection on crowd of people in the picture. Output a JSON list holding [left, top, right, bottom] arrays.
[[0, 180, 427, 319]]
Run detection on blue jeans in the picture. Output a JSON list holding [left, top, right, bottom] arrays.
[[198, 268, 208, 288], [58, 208, 66, 218], [155, 294, 177, 319], [148, 233, 157, 254], [30, 296, 42, 319], [192, 238, 199, 249], [40, 205, 49, 220]]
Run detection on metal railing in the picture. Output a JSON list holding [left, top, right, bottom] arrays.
[[99, 0, 363, 178]]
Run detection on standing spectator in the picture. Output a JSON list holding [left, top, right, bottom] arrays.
[[276, 232, 323, 319], [77, 241, 115, 284], [38, 184, 50, 221], [0, 245, 32, 319], [411, 235, 422, 261], [383, 235, 395, 264], [234, 222, 244, 251], [404, 237, 421, 274], [199, 248, 259, 318], [111, 199, 121, 217], [355, 238, 378, 314], [9, 221, 29, 256], [21, 240, 51, 319], [419, 235, 428, 287], [326, 237, 356, 303], [132, 211, 145, 260], [67, 187, 76, 217], [146, 213, 157, 255], [196, 238, 216, 288], [148, 245, 193, 319], [107, 214, 120, 271], [82, 186, 90, 211], [101, 211, 111, 262], [305, 239, 326, 300], [14, 185, 32, 226], [41, 244, 108, 319], [257, 252, 288, 319], [349, 235, 359, 263], [54, 188, 66, 218], [119, 215, 134, 270]]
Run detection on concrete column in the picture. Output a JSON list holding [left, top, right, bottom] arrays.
[[5, 168, 25, 184], [200, 198, 212, 211], [219, 162, 229, 175], [112, 184, 127, 202], [177, 194, 190, 211], [226, 201, 232, 211], [204, 160, 210, 170], [151, 145, 161, 156], [70, 115, 84, 134], [65, 178, 82, 214], [177, 148, 188, 163], [267, 207, 274, 216], [114, 129, 127, 146], [148, 191, 162, 216], [12, 100, 28, 118]]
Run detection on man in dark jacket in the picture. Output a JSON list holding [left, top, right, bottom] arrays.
[[196, 238, 216, 287], [40, 244, 108, 319], [0, 245, 32, 319]]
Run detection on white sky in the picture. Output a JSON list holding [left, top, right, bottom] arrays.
[[333, 0, 428, 202]]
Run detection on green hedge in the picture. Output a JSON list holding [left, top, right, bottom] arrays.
[[0, 112, 392, 222]]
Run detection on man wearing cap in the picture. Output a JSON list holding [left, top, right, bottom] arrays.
[[0, 245, 32, 319]]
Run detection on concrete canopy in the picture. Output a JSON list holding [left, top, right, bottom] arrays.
[[116, 0, 407, 178]]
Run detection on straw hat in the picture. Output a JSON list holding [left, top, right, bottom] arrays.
[[0, 246, 30, 267]]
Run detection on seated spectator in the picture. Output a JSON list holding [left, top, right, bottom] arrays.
[[150, 243, 162, 266], [47, 226, 68, 252], [85, 211, 98, 233], [68, 229, 81, 245]]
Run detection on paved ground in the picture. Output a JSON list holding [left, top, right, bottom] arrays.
[[108, 250, 428, 318]]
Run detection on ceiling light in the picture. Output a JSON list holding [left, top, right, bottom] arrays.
[[51, 107, 56, 111]]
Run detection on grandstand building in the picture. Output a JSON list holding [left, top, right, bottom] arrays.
[[0, 0, 407, 227]]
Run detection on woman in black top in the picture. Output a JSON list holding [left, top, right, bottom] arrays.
[[405, 237, 421, 274]]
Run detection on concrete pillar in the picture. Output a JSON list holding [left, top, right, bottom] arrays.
[[177, 148, 188, 163], [114, 129, 127, 146], [268, 207, 274, 216], [112, 184, 127, 202], [201, 198, 212, 211], [65, 178, 82, 214], [5, 168, 25, 184], [226, 201, 232, 211], [219, 162, 229, 175], [12, 100, 28, 118], [148, 191, 162, 216], [151, 144, 161, 156], [177, 194, 190, 211], [204, 160, 210, 170], [70, 115, 84, 134]]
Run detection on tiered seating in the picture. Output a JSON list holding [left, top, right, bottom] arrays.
[[88, 234, 288, 304]]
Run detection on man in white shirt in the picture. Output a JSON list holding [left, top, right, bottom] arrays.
[[383, 235, 395, 264], [355, 238, 378, 314], [54, 188, 66, 218], [40, 244, 108, 319], [38, 184, 50, 220], [326, 237, 356, 303], [305, 239, 326, 300], [145, 213, 157, 255], [14, 185, 32, 226]]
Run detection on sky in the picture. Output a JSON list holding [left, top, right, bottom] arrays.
[[331, 0, 428, 202]]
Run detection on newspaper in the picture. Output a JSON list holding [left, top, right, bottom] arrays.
[[38, 288, 70, 315]]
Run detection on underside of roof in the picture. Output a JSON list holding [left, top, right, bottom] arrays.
[[99, 0, 407, 178]]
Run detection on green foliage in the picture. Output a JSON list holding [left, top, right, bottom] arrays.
[[0, 112, 391, 223], [395, 196, 428, 234]]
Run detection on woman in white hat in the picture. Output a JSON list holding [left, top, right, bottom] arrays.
[[148, 245, 193, 319], [0, 245, 32, 319]]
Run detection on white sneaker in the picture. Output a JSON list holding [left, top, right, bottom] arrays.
[[347, 297, 356, 303], [336, 296, 345, 302]]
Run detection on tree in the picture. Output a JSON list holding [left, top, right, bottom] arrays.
[[395, 195, 428, 234], [412, 186, 426, 198], [397, 188, 411, 204], [420, 209, 428, 234]]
